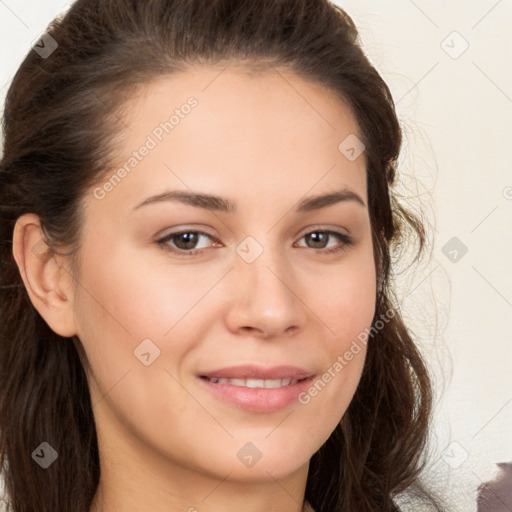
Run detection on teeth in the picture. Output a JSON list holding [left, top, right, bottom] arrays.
[[205, 377, 299, 388], [263, 379, 282, 388]]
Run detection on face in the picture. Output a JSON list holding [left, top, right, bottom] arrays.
[[71, 65, 376, 484]]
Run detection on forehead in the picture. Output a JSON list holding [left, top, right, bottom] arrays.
[[89, 64, 367, 214], [129, 63, 362, 140]]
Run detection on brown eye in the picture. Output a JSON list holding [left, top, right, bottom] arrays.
[[297, 230, 353, 254], [304, 232, 329, 249], [172, 232, 201, 250], [157, 231, 216, 256]]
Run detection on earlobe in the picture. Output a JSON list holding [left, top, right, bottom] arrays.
[[12, 213, 78, 338]]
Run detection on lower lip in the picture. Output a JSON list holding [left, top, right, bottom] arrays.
[[198, 376, 314, 413]]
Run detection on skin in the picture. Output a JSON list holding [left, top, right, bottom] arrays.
[[13, 64, 376, 512]]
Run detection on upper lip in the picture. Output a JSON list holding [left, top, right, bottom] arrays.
[[199, 364, 314, 380]]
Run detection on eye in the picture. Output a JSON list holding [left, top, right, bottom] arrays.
[[157, 230, 218, 256], [295, 230, 353, 254], [156, 228, 353, 257]]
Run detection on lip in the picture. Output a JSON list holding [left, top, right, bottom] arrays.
[[199, 364, 314, 380], [197, 364, 315, 413]]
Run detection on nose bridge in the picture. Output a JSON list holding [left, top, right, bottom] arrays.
[[225, 234, 305, 337]]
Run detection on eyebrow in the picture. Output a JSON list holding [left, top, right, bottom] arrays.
[[133, 188, 366, 213]]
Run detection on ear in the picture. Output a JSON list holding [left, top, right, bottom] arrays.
[[12, 213, 78, 338]]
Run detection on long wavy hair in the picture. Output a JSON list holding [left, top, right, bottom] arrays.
[[0, 1, 445, 511]]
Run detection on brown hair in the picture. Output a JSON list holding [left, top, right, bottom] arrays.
[[0, 1, 445, 511]]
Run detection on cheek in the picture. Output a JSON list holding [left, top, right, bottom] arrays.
[[71, 245, 171, 387], [71, 240, 229, 395], [310, 248, 377, 353], [74, 241, 212, 342], [298, 275, 375, 448], [300, 246, 376, 413]]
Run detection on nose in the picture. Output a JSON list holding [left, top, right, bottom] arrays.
[[223, 248, 307, 340]]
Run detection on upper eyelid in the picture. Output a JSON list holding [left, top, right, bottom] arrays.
[[157, 229, 218, 243]]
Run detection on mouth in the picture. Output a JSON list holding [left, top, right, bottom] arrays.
[[200, 376, 307, 388], [197, 364, 315, 412]]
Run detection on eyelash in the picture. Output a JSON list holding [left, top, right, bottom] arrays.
[[156, 229, 353, 257]]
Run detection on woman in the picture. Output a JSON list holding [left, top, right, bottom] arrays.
[[0, 1, 445, 511]]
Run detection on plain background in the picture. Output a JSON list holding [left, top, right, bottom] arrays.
[[1, 1, 511, 511]]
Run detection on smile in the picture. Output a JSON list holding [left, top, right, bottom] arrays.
[[199, 376, 313, 412], [203, 377, 300, 388]]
